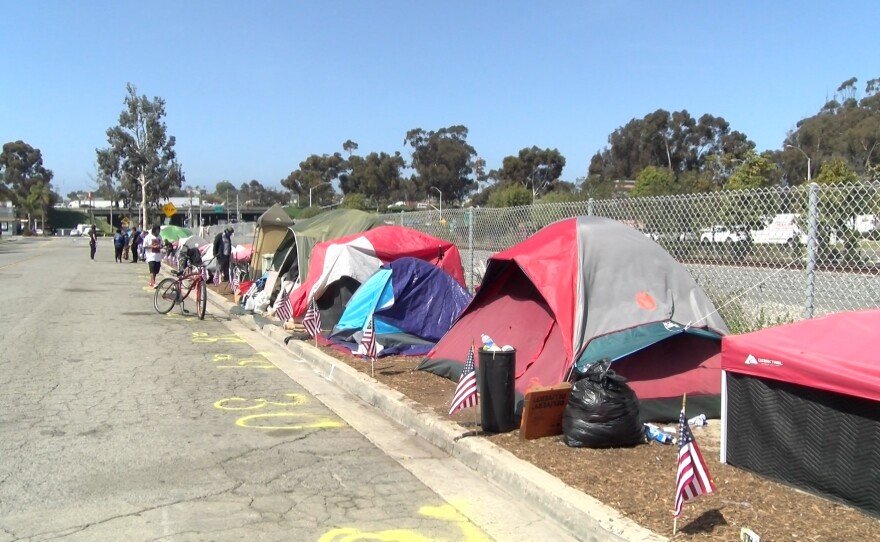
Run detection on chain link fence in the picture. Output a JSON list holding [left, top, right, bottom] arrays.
[[378, 181, 880, 333]]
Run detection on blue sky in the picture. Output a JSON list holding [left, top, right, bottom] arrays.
[[2, 1, 877, 197]]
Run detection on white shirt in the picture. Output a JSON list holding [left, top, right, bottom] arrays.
[[143, 233, 164, 263]]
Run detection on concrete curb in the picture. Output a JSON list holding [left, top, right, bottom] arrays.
[[204, 286, 668, 542]]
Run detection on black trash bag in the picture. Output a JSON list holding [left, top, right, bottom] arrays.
[[562, 358, 644, 448]]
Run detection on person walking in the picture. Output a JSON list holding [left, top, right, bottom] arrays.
[[88, 226, 98, 261], [129, 227, 141, 263], [212, 226, 234, 283], [143, 225, 164, 288], [113, 228, 125, 263]]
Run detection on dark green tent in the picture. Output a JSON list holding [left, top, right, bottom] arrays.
[[270, 209, 386, 285]]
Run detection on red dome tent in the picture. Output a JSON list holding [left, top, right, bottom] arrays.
[[418, 216, 729, 422], [721, 310, 880, 517]]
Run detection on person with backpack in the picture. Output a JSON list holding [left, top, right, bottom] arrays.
[[113, 228, 126, 263]]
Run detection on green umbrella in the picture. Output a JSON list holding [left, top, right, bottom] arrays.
[[159, 225, 192, 242]]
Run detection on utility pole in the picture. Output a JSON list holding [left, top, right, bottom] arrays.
[[786, 144, 812, 182], [236, 192, 240, 222], [226, 189, 230, 223], [198, 187, 202, 230]]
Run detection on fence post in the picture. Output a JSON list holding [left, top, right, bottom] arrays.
[[468, 206, 475, 292], [587, 198, 595, 216], [804, 182, 819, 319], [400, 210, 404, 226]]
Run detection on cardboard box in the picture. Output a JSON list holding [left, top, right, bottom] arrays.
[[519, 383, 572, 440]]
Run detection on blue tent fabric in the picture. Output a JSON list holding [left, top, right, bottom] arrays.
[[334, 269, 402, 335], [331, 257, 472, 356]]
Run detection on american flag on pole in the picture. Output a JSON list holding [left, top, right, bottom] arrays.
[[361, 315, 377, 359], [448, 342, 479, 416], [213, 268, 221, 285], [673, 406, 715, 517], [302, 298, 321, 337], [231, 268, 240, 293], [274, 289, 292, 322], [200, 266, 209, 281]]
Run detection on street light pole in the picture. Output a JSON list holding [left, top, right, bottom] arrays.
[[431, 186, 442, 222], [309, 182, 331, 207], [786, 144, 812, 182]]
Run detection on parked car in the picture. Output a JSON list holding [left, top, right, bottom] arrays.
[[751, 214, 806, 246], [699, 225, 749, 243]]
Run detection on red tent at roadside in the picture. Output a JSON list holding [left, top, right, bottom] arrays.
[[721, 309, 880, 517], [419, 216, 728, 421], [287, 225, 465, 322]]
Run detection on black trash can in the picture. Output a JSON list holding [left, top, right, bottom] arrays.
[[478, 348, 517, 433]]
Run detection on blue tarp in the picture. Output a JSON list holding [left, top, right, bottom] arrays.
[[331, 257, 472, 356]]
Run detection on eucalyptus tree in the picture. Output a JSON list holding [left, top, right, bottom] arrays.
[[339, 151, 405, 204], [493, 146, 566, 201], [281, 153, 345, 206], [0, 141, 54, 226], [784, 76, 880, 182], [404, 125, 477, 202], [96, 83, 181, 230]]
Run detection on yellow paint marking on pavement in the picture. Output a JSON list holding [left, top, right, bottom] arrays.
[[318, 527, 432, 542], [192, 331, 245, 343], [210, 353, 276, 369], [235, 412, 343, 430], [419, 502, 492, 542], [213, 393, 307, 410], [318, 502, 490, 542]]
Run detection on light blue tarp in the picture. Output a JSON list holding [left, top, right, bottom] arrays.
[[330, 257, 471, 356]]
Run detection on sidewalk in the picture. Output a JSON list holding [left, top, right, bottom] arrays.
[[202, 286, 667, 542]]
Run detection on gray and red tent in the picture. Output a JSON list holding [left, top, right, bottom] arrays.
[[418, 216, 729, 421]]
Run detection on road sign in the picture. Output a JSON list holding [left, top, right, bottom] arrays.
[[214, 205, 224, 214], [162, 202, 177, 218]]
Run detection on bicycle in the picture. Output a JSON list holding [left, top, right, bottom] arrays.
[[153, 264, 209, 319]]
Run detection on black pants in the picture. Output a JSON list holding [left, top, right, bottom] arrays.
[[218, 255, 230, 282], [89, 243, 96, 260], [131, 245, 139, 262], [114, 246, 123, 262]]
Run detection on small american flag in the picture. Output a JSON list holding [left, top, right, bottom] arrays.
[[200, 266, 209, 281], [231, 269, 240, 293], [673, 406, 715, 517], [274, 290, 292, 322], [361, 315, 377, 359], [449, 342, 479, 416], [213, 269, 221, 285], [302, 298, 321, 337]]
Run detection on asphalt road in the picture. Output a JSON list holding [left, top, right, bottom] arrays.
[[0, 237, 574, 542]]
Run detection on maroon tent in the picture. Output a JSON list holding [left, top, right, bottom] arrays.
[[721, 309, 880, 517]]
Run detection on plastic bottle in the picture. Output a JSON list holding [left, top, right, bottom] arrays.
[[688, 414, 708, 427], [644, 424, 674, 445], [481, 334, 497, 350]]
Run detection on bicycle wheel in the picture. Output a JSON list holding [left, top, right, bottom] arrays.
[[154, 278, 179, 314], [196, 279, 207, 320]]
